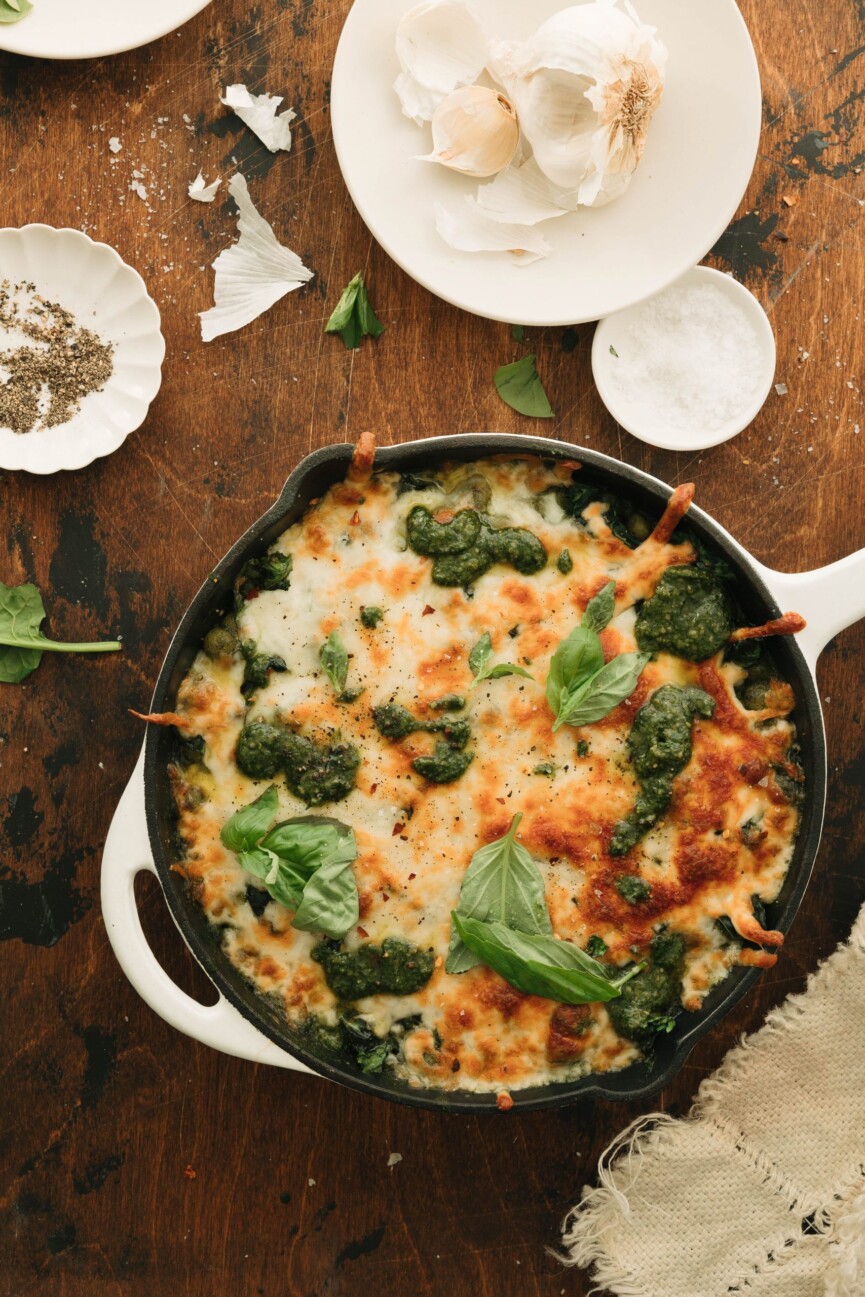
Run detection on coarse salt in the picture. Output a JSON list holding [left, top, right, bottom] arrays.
[[606, 280, 765, 434]]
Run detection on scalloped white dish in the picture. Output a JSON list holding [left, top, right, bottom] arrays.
[[0, 0, 212, 60], [0, 226, 165, 475]]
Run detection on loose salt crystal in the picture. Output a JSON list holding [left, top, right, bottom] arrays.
[[130, 180, 148, 200], [606, 280, 767, 436], [108, 137, 122, 154], [775, 382, 788, 395], [387, 1153, 403, 1167]]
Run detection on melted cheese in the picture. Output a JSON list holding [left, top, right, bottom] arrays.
[[169, 459, 801, 1093]]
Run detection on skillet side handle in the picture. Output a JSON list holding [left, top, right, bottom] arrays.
[[754, 547, 865, 670], [101, 748, 310, 1074]]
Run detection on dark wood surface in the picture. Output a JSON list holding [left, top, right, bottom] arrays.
[[3, 2, 865, 1293]]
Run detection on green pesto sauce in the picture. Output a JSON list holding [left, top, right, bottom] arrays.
[[360, 605, 384, 629], [610, 684, 715, 856], [405, 505, 546, 588], [312, 937, 435, 1000], [240, 640, 287, 698], [556, 548, 574, 574], [615, 874, 652, 904], [606, 931, 686, 1041], [234, 719, 360, 805], [635, 566, 733, 662], [412, 741, 474, 784], [429, 694, 465, 711], [372, 703, 473, 783]]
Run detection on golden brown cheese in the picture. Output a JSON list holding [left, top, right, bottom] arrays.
[[168, 458, 801, 1093]]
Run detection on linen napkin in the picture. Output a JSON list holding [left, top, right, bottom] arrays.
[[561, 904, 865, 1297]]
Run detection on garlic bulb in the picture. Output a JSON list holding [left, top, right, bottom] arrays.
[[420, 85, 519, 178], [488, 0, 667, 207], [394, 0, 488, 126]]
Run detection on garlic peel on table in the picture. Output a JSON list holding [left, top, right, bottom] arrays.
[[419, 85, 519, 178], [395, 0, 489, 125]]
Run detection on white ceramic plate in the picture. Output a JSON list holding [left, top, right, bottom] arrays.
[[0, 226, 165, 474], [331, 0, 762, 326], [0, 0, 212, 59]]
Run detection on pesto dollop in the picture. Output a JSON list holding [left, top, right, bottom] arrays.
[[312, 937, 435, 1000], [372, 702, 474, 783], [235, 720, 360, 805], [635, 565, 733, 662], [610, 684, 715, 856], [405, 505, 546, 588], [606, 931, 686, 1040]]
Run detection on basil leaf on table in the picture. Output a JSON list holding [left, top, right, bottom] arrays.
[[494, 354, 554, 419], [555, 652, 650, 729], [220, 784, 279, 852], [581, 581, 616, 634], [447, 813, 551, 974], [320, 630, 349, 695], [452, 914, 643, 1005], [0, 0, 33, 24], [325, 272, 385, 350], [468, 631, 534, 689], [0, 580, 121, 684]]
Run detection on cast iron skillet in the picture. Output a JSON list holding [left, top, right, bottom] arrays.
[[140, 434, 826, 1112]]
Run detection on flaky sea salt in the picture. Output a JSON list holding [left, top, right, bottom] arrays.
[[606, 281, 765, 434]]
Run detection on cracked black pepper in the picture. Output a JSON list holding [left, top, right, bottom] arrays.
[[0, 280, 115, 435]]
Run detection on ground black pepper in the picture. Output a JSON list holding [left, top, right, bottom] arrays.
[[0, 279, 115, 434]]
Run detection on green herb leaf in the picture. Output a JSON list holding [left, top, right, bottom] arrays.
[[545, 626, 604, 720], [292, 853, 360, 939], [511, 324, 525, 342], [609, 344, 619, 358], [447, 813, 551, 974], [468, 631, 534, 689], [494, 354, 554, 419], [586, 935, 608, 958], [325, 272, 385, 350], [0, 0, 32, 24], [581, 581, 616, 634], [320, 630, 349, 695], [556, 652, 650, 729], [220, 785, 279, 853], [0, 581, 121, 684], [451, 914, 642, 1004]]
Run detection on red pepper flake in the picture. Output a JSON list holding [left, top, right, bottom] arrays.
[[184, 1165, 197, 1180], [422, 605, 435, 616], [381, 892, 390, 901], [392, 822, 405, 836], [408, 873, 416, 881], [496, 1090, 514, 1113], [357, 926, 369, 938], [369, 783, 378, 794], [496, 797, 506, 805], [349, 510, 361, 525]]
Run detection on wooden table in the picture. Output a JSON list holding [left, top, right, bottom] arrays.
[[3, 2, 865, 1293]]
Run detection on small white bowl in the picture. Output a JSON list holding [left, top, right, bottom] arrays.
[[591, 265, 776, 452], [0, 225, 165, 474]]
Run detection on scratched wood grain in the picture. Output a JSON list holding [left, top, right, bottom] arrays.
[[2, 1, 865, 1293]]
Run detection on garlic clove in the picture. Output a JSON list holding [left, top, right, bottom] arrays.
[[488, 0, 667, 207], [475, 155, 577, 225], [434, 196, 552, 264], [395, 0, 489, 126], [419, 85, 519, 178]]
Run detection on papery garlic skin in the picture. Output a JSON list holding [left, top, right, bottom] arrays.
[[419, 85, 519, 178], [489, 0, 667, 207], [395, 0, 488, 125], [434, 196, 552, 264]]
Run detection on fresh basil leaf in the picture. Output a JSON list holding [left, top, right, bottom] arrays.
[[0, 0, 32, 24], [557, 652, 650, 728], [292, 854, 359, 939], [468, 631, 534, 689], [325, 272, 385, 350], [545, 625, 604, 719], [494, 354, 554, 419], [0, 580, 121, 684], [452, 914, 642, 1004], [320, 630, 349, 695], [220, 785, 279, 852], [581, 581, 616, 634], [447, 813, 551, 974], [261, 816, 355, 870]]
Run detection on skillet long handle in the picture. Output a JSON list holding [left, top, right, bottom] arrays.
[[753, 547, 865, 669], [100, 747, 312, 1074]]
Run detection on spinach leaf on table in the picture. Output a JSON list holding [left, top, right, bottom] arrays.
[[0, 581, 121, 684]]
